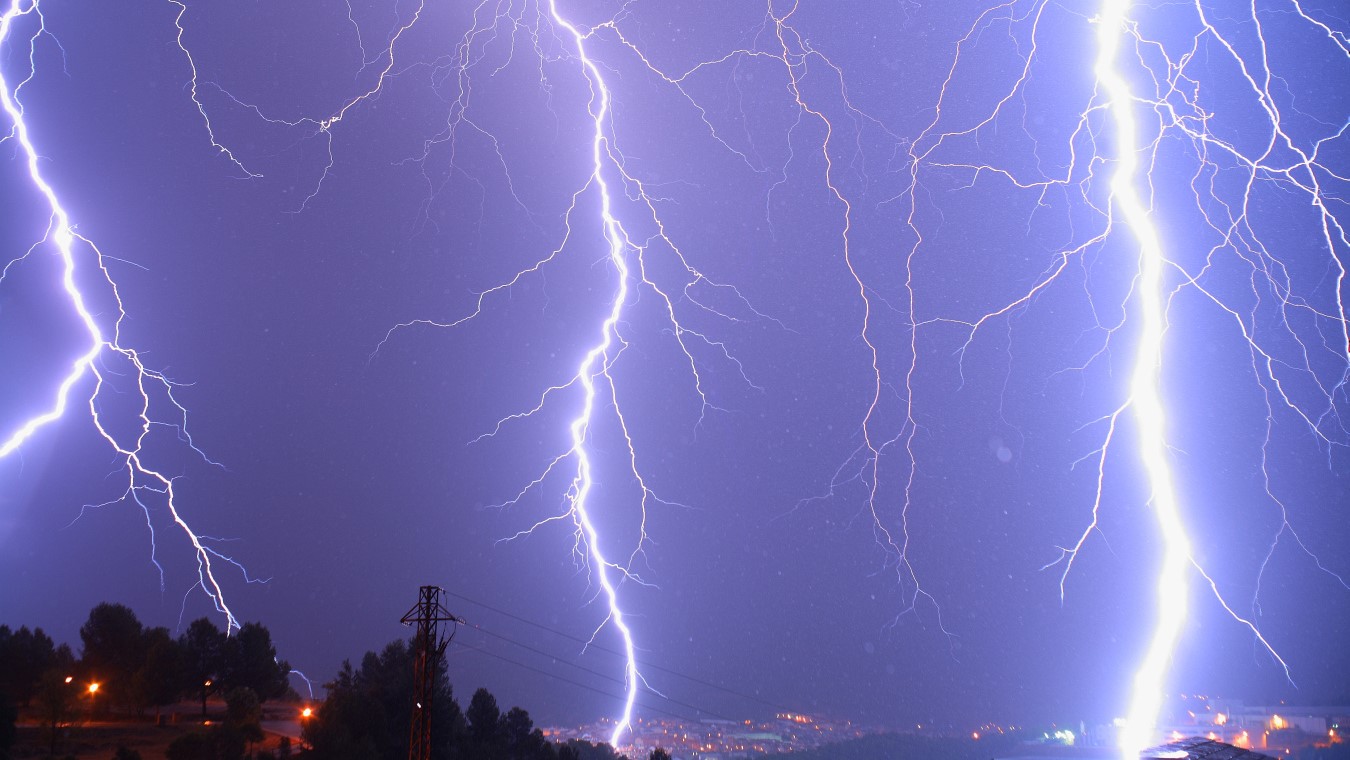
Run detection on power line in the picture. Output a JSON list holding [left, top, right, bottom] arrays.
[[450, 639, 730, 725], [441, 589, 799, 716], [456, 620, 740, 723]]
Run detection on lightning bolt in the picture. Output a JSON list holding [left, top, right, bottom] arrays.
[[79, 0, 1347, 748], [757, 1, 949, 629], [1, 0, 241, 631], [1099, 1, 1347, 755], [527, 3, 646, 741], [439, 2, 766, 743], [180, 0, 763, 744], [1093, 3, 1192, 755], [901, 0, 1347, 754]]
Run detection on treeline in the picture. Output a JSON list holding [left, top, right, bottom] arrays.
[[1, 607, 674, 760], [301, 637, 671, 760], [0, 602, 290, 718]]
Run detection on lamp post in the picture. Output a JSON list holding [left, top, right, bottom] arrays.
[[299, 705, 314, 750], [87, 682, 100, 722]]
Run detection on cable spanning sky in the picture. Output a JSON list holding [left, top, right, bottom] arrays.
[[1, 0, 1347, 750]]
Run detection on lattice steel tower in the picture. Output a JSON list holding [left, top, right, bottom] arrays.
[[401, 585, 461, 760]]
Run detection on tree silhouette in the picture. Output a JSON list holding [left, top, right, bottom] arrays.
[[0, 625, 61, 706], [224, 687, 265, 759], [0, 690, 16, 757], [220, 622, 289, 701], [166, 729, 220, 760], [131, 627, 184, 718], [502, 706, 552, 760], [303, 638, 464, 760], [34, 669, 76, 757], [79, 603, 146, 712], [467, 687, 503, 747], [179, 617, 226, 718], [559, 740, 625, 760]]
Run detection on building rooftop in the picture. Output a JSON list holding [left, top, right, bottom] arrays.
[[1142, 736, 1278, 760]]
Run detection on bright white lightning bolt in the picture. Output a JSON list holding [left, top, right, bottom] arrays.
[[108, 0, 1348, 745], [542, 2, 643, 742], [1096, 1, 1350, 753], [0, 0, 240, 631], [452, 3, 767, 742], [183, 0, 763, 743], [899, 0, 1346, 751], [1093, 2, 1191, 756]]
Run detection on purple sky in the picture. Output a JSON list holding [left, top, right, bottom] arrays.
[[2, 0, 1348, 733]]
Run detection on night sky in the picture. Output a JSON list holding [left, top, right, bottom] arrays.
[[3, 0, 1349, 736]]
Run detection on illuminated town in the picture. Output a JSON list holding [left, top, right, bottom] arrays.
[[1, 1, 1348, 760], [1146, 696, 1348, 757], [537, 699, 1349, 760], [544, 712, 875, 758]]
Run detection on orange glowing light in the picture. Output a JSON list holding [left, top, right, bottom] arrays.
[[63, 676, 73, 684], [973, 732, 980, 740], [1272, 715, 1286, 730], [87, 682, 100, 695], [301, 707, 313, 719], [1216, 713, 1228, 726]]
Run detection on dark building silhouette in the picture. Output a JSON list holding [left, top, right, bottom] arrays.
[[1142, 736, 1278, 760]]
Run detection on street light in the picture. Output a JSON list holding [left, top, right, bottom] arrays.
[[87, 682, 101, 721], [298, 705, 315, 752]]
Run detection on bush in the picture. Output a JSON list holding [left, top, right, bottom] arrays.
[[0, 691, 17, 755], [166, 730, 219, 760]]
